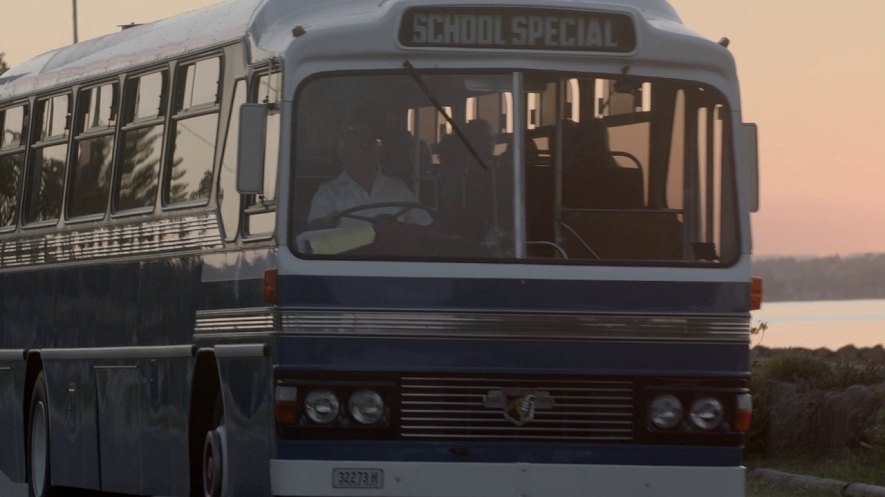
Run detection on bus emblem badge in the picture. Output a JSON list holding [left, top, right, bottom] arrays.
[[505, 394, 537, 426], [484, 389, 554, 426]]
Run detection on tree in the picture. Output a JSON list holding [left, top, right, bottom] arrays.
[[0, 52, 9, 76]]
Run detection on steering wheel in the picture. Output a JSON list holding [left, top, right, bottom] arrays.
[[307, 201, 497, 257], [327, 201, 438, 227]]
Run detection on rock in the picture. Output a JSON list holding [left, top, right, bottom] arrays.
[[751, 468, 885, 497], [845, 482, 885, 497], [766, 383, 817, 454], [817, 384, 884, 453]]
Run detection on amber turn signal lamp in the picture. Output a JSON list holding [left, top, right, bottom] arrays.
[[264, 269, 278, 304], [735, 394, 752, 433], [750, 277, 763, 310]]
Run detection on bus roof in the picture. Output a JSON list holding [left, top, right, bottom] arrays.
[[0, 0, 259, 101], [0, 0, 692, 102]]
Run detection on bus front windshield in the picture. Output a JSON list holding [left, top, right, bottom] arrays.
[[291, 71, 739, 265]]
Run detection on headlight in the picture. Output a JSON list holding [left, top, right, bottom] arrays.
[[304, 389, 340, 424], [689, 397, 724, 430], [649, 394, 683, 429], [348, 389, 385, 424]]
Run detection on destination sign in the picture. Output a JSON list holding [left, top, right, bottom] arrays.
[[400, 8, 636, 52]]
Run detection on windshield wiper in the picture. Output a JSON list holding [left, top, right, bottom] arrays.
[[403, 60, 489, 172]]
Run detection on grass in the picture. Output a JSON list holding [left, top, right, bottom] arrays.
[[746, 453, 885, 497], [747, 477, 838, 497], [748, 455, 885, 487]]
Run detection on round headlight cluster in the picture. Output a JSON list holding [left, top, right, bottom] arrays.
[[649, 394, 683, 429], [304, 389, 340, 424], [303, 389, 386, 425], [648, 394, 726, 431], [348, 390, 385, 425], [689, 397, 724, 430]]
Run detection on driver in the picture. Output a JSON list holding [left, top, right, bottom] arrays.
[[307, 125, 432, 228]]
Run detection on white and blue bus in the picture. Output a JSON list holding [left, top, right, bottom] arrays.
[[0, 0, 761, 496]]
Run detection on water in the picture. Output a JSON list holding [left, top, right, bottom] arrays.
[[751, 299, 885, 350]]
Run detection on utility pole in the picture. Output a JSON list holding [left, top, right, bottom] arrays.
[[72, 0, 79, 43]]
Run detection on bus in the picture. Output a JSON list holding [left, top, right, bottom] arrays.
[[0, 0, 761, 496]]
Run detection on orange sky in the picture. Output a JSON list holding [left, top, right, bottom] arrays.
[[2, 0, 884, 257], [673, 1, 885, 257]]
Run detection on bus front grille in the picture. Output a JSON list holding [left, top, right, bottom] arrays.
[[399, 376, 635, 442]]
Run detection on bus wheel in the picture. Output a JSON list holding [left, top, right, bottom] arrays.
[[201, 395, 226, 497], [202, 426, 225, 497], [28, 372, 56, 497]]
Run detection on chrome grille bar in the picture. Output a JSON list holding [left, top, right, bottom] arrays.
[[399, 375, 636, 442]]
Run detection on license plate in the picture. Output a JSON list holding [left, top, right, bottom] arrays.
[[332, 468, 384, 489]]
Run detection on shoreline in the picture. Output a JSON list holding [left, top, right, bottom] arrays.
[[750, 299, 885, 350]]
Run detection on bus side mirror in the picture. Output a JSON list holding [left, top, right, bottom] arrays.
[[237, 103, 268, 194], [743, 123, 759, 213]]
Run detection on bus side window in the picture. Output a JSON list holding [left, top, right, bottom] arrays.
[[0, 104, 27, 230], [218, 79, 247, 241], [244, 70, 280, 238], [67, 83, 118, 219], [24, 95, 69, 225], [115, 70, 167, 213], [165, 56, 221, 206]]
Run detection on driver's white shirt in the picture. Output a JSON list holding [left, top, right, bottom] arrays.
[[307, 171, 432, 227]]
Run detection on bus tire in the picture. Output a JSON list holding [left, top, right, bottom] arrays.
[[190, 353, 224, 497], [202, 425, 224, 497], [200, 394, 226, 497], [27, 372, 56, 497]]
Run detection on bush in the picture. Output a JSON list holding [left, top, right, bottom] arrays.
[[830, 361, 885, 389], [753, 350, 885, 392], [748, 349, 885, 456], [752, 350, 832, 390]]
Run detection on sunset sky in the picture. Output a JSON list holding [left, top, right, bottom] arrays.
[[2, 0, 884, 257]]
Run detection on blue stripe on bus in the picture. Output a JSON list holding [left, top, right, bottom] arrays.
[[275, 440, 743, 467], [273, 337, 749, 376], [277, 276, 751, 313]]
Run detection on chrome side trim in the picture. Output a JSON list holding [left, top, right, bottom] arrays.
[[195, 308, 277, 334], [40, 345, 196, 360], [0, 349, 25, 361], [0, 213, 222, 269], [195, 308, 750, 344], [279, 310, 750, 344]]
